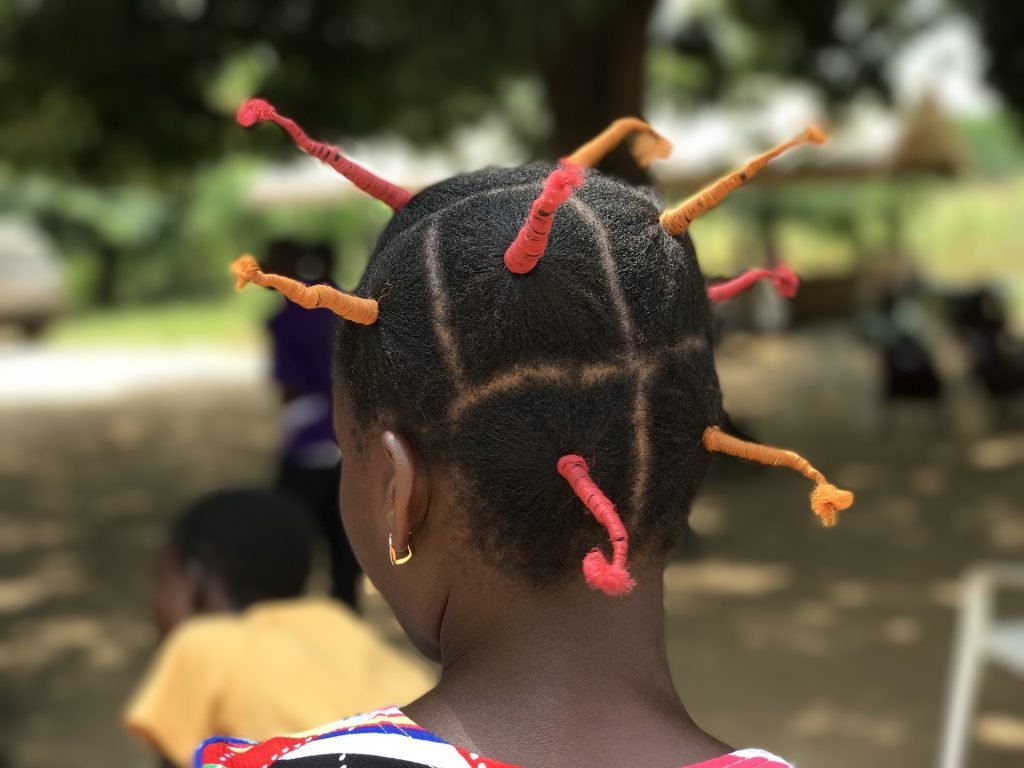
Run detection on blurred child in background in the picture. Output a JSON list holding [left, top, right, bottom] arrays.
[[124, 489, 433, 768], [264, 238, 362, 608]]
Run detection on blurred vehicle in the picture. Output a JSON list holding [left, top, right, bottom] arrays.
[[0, 217, 66, 337]]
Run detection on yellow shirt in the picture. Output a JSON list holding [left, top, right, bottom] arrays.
[[124, 598, 435, 768]]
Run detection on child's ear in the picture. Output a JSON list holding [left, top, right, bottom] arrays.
[[185, 561, 233, 614], [184, 560, 209, 612], [380, 431, 430, 556]]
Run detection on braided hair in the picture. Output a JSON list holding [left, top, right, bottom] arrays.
[[232, 100, 853, 597]]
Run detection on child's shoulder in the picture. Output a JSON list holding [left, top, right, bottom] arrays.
[[196, 706, 476, 768], [166, 612, 246, 651], [197, 709, 794, 768]]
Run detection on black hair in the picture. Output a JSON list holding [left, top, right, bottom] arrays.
[[336, 165, 723, 587], [170, 488, 314, 608]]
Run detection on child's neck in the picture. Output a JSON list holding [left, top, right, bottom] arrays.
[[404, 566, 730, 768]]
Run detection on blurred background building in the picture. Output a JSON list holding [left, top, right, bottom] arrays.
[[1, 1, 1023, 767]]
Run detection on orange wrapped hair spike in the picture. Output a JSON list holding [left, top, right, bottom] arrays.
[[566, 117, 672, 169], [660, 125, 827, 236], [701, 426, 853, 527], [231, 255, 378, 325]]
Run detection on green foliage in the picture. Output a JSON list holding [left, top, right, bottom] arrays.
[[0, 0, 638, 308], [956, 114, 1024, 176], [0, 157, 387, 307], [49, 293, 272, 347], [2, 0, 1020, 185], [3, 0, 1021, 313], [647, 45, 719, 105], [646, 0, 916, 110], [648, 0, 1024, 131], [0, 0, 622, 182]]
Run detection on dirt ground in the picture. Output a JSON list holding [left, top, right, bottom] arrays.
[[1, 329, 1023, 768]]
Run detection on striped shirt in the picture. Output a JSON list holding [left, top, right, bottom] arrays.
[[197, 706, 792, 768]]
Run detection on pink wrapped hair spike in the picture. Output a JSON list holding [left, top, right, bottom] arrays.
[[504, 161, 586, 275], [236, 98, 412, 211], [557, 454, 636, 597], [707, 263, 800, 303]]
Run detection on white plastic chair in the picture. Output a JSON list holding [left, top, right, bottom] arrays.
[[937, 563, 1024, 768]]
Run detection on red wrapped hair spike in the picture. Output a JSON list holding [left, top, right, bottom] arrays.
[[504, 162, 586, 275], [557, 455, 636, 596], [707, 263, 800, 303], [236, 98, 412, 211]]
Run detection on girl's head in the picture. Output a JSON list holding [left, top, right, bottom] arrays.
[[233, 101, 851, 660], [152, 489, 313, 638]]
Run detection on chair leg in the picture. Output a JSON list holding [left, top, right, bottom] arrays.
[[937, 568, 995, 768]]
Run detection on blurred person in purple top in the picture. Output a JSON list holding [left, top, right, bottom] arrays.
[[264, 238, 361, 609]]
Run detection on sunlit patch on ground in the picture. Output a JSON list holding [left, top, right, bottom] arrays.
[[787, 702, 908, 747], [0, 556, 83, 615], [976, 713, 1024, 750], [828, 580, 872, 608], [978, 497, 1024, 550], [880, 616, 922, 645], [664, 560, 793, 597], [969, 434, 1024, 471], [0, 615, 148, 672]]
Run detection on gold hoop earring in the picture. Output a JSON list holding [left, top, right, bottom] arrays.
[[388, 533, 413, 566]]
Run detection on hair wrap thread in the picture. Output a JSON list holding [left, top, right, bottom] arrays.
[[557, 454, 636, 596], [707, 263, 800, 303], [660, 125, 827, 236], [504, 162, 586, 275], [236, 98, 412, 211], [701, 426, 853, 527], [231, 255, 379, 325], [566, 117, 672, 169]]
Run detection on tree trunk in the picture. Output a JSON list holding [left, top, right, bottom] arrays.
[[539, 0, 658, 186], [94, 244, 119, 307]]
